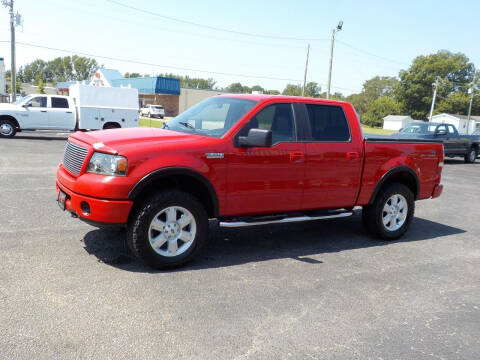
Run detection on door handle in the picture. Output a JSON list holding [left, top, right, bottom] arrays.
[[346, 152, 360, 159], [66, 111, 72, 114], [41, 110, 47, 113], [290, 151, 304, 163]]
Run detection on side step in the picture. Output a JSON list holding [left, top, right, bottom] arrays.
[[219, 210, 353, 228]]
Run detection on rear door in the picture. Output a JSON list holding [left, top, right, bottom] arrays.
[[226, 102, 305, 215], [302, 103, 363, 210], [49, 97, 75, 130]]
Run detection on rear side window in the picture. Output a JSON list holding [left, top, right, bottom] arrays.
[[306, 104, 350, 142], [447, 125, 456, 134], [28, 97, 47, 108], [51, 97, 69, 108]]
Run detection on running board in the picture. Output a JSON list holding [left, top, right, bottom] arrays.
[[219, 211, 353, 228]]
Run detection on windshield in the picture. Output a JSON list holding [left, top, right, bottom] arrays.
[[154, 106, 163, 109], [400, 124, 437, 134], [13, 95, 32, 105], [166, 97, 258, 138]]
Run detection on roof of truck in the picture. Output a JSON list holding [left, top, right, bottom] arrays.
[[217, 93, 349, 105]]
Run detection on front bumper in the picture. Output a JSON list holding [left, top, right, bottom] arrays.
[[431, 184, 443, 199], [56, 180, 133, 225]]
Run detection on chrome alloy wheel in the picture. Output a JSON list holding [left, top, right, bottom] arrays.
[[148, 206, 196, 257], [469, 149, 476, 162], [0, 122, 13, 136], [382, 194, 408, 232]]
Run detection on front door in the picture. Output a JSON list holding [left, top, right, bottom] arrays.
[[23, 96, 48, 129], [302, 103, 363, 210], [226, 103, 305, 216]]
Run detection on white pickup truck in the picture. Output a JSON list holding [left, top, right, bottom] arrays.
[[0, 84, 139, 138]]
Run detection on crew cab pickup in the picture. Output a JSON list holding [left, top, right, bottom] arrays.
[[0, 84, 139, 138], [394, 122, 480, 163], [56, 95, 444, 269]]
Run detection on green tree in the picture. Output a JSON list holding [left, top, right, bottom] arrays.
[[362, 96, 402, 127], [346, 76, 398, 115], [124, 72, 142, 78], [395, 50, 475, 119], [225, 82, 245, 93], [37, 78, 45, 94], [282, 84, 302, 96], [251, 85, 264, 92], [304, 82, 321, 98], [265, 89, 280, 95]]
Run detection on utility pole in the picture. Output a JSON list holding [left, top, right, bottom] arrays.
[[2, 0, 20, 102], [428, 77, 441, 121], [326, 20, 343, 99], [466, 73, 478, 134], [301, 43, 310, 97]]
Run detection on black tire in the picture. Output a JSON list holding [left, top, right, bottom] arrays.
[[362, 183, 415, 240], [127, 190, 208, 269], [103, 123, 120, 130], [464, 147, 478, 163], [0, 119, 17, 138], [160, 116, 164, 119]]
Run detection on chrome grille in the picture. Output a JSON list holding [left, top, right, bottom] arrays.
[[63, 142, 88, 175]]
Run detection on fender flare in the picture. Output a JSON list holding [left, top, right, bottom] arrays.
[[128, 167, 219, 216], [369, 166, 420, 204]]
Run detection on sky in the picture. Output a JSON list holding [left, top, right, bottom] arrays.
[[0, 0, 479, 95]]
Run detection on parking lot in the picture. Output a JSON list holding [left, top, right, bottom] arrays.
[[1, 132, 479, 359]]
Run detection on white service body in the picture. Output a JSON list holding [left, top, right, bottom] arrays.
[[0, 84, 139, 137]]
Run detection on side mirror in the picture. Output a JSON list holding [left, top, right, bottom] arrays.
[[435, 129, 447, 136], [238, 128, 272, 147], [22, 103, 30, 108]]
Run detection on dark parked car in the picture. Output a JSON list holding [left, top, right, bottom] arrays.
[[393, 122, 480, 163]]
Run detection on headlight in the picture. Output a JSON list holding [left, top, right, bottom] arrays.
[[87, 152, 128, 176]]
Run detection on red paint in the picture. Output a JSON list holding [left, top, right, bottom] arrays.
[[56, 94, 444, 225]]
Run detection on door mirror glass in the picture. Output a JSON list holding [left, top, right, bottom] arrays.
[[238, 128, 272, 147]]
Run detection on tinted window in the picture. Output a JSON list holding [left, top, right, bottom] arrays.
[[242, 103, 295, 144], [306, 104, 350, 141], [52, 97, 69, 108], [28, 97, 47, 108]]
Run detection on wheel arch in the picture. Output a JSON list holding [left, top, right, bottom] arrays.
[[0, 115, 20, 129], [103, 122, 121, 129], [128, 167, 219, 218], [368, 166, 420, 204]]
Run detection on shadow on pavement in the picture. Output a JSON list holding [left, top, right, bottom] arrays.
[[82, 212, 466, 273], [12, 135, 69, 141], [444, 158, 479, 165]]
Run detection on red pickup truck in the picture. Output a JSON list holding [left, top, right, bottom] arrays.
[[56, 95, 444, 269]]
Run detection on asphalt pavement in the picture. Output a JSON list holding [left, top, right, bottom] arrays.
[[1, 131, 479, 359]]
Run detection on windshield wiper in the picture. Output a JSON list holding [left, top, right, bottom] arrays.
[[179, 122, 196, 131], [162, 122, 170, 129]]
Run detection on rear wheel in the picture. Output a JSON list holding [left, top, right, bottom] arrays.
[[362, 183, 415, 240], [0, 119, 16, 138], [127, 190, 208, 269], [464, 147, 478, 163]]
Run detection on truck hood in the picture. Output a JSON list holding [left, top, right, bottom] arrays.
[[70, 127, 207, 154], [0, 103, 22, 111]]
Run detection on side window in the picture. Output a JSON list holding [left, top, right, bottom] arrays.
[[306, 104, 350, 142], [241, 103, 295, 144], [51, 97, 69, 108], [27, 97, 47, 108], [436, 125, 447, 134], [447, 125, 455, 134]]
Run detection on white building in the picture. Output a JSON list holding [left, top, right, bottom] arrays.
[[382, 115, 414, 131], [430, 113, 480, 134]]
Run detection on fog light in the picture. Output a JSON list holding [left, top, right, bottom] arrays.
[[80, 201, 91, 216]]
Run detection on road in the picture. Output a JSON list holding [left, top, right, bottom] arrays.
[[1, 132, 479, 359]]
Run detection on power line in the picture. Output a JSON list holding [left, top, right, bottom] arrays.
[[0, 40, 360, 92], [105, 0, 330, 42], [336, 40, 409, 66]]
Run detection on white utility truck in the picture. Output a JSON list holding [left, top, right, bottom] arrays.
[[0, 84, 139, 138]]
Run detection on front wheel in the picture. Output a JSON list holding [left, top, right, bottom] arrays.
[[127, 190, 208, 269], [0, 119, 17, 138], [464, 147, 478, 163], [362, 183, 415, 240]]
